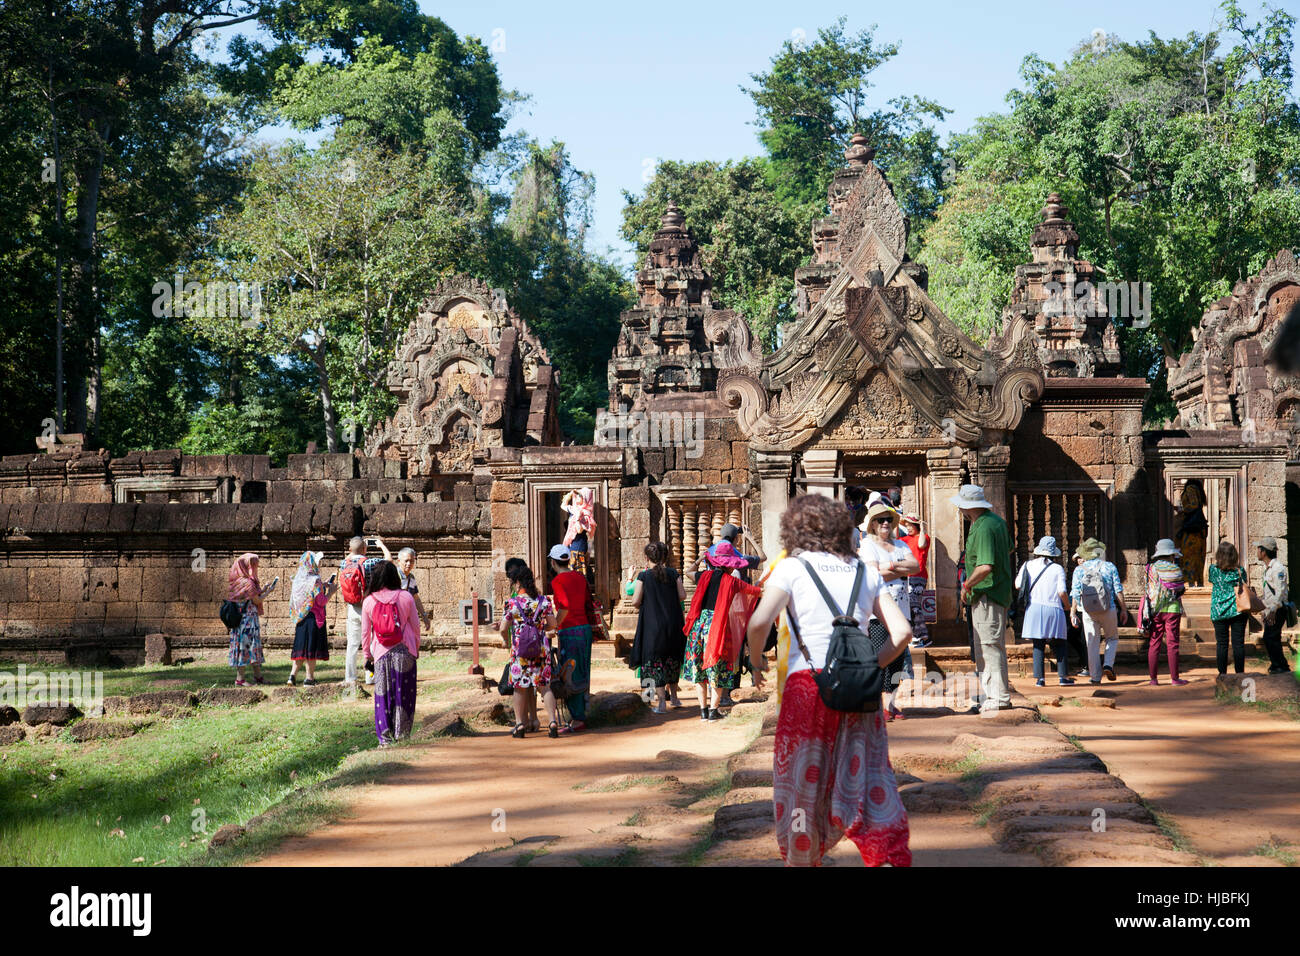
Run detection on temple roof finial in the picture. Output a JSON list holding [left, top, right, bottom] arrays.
[[844, 133, 875, 166]]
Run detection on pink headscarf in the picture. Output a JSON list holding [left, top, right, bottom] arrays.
[[227, 553, 261, 602]]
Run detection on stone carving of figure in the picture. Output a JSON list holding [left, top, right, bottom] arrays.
[[1173, 479, 1209, 587]]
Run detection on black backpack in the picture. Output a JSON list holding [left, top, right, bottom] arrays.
[[787, 558, 885, 713], [1010, 560, 1051, 637], [219, 599, 244, 630]]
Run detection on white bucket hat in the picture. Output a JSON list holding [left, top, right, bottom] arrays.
[[1152, 538, 1182, 559], [950, 483, 994, 510], [1033, 536, 1061, 557]]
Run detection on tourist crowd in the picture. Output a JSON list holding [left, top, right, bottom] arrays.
[[217, 477, 1293, 867]]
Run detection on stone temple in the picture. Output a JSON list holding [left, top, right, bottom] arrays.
[[1, 135, 1295, 662]]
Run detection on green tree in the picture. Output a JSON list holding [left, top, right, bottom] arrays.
[[918, 1, 1300, 418], [621, 158, 807, 350], [744, 17, 949, 240], [504, 142, 632, 438], [189, 138, 486, 451]]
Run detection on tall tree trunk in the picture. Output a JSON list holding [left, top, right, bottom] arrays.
[[69, 142, 105, 436], [312, 342, 338, 452]]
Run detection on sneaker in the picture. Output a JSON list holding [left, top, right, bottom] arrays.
[[652, 705, 667, 715], [718, 694, 735, 707], [700, 710, 709, 720], [1089, 679, 1102, 685], [1076, 669, 1090, 677], [1103, 666, 1117, 682], [1170, 678, 1188, 686], [303, 679, 317, 687], [1035, 679, 1045, 687], [912, 639, 933, 649], [667, 697, 683, 709], [1146, 680, 1160, 686], [234, 679, 248, 687], [1058, 678, 1076, 686], [707, 708, 724, 721]]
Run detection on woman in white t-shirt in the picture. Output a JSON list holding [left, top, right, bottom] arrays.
[[1017, 536, 1072, 686], [857, 503, 920, 719], [745, 493, 913, 868]]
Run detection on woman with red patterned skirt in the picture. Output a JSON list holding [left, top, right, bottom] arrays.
[[745, 494, 913, 867]]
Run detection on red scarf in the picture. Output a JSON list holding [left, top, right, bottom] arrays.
[[685, 569, 762, 670]]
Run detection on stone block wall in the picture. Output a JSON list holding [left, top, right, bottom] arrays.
[[0, 451, 494, 654], [1009, 382, 1152, 600]]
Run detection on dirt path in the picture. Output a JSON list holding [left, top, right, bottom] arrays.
[[252, 665, 1036, 867], [253, 668, 757, 867], [1021, 663, 1300, 865]]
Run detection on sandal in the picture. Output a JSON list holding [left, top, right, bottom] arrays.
[[548, 722, 559, 739], [512, 724, 527, 738], [234, 679, 248, 687]]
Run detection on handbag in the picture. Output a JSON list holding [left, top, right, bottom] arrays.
[[497, 660, 514, 697], [1236, 576, 1263, 615]]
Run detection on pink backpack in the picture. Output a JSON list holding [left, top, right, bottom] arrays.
[[372, 598, 403, 647]]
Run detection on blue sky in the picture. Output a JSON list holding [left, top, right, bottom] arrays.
[[243, 1, 1297, 269]]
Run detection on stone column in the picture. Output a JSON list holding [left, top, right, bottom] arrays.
[[755, 451, 794, 560], [975, 443, 1012, 519], [927, 446, 966, 629], [801, 448, 843, 499]]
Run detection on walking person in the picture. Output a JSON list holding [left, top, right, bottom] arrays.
[[683, 541, 762, 720], [1256, 538, 1292, 674], [288, 551, 336, 686], [549, 544, 593, 733], [628, 541, 687, 713], [1208, 541, 1250, 675], [745, 493, 913, 867], [1065, 552, 1090, 677], [954, 485, 1014, 712], [858, 502, 920, 719], [361, 561, 420, 745], [898, 512, 932, 649], [1070, 538, 1126, 684], [1016, 537, 1071, 686], [498, 562, 560, 739], [1144, 539, 1188, 685], [395, 547, 431, 631], [226, 553, 272, 686]]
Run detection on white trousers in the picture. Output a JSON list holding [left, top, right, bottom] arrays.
[[345, 602, 364, 682], [1081, 608, 1119, 681]]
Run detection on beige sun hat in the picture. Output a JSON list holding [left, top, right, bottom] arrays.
[[865, 502, 900, 530], [950, 484, 993, 510]]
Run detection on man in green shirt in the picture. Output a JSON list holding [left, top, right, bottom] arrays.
[[953, 484, 1013, 712]]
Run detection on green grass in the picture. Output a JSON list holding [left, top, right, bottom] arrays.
[[578, 845, 643, 866], [972, 797, 1004, 827], [0, 650, 490, 703], [0, 700, 379, 866], [1250, 837, 1297, 866], [1214, 686, 1300, 722], [573, 774, 674, 793], [674, 822, 718, 866], [1140, 799, 1198, 856], [940, 748, 985, 777]]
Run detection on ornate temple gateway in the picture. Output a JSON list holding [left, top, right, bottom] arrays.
[[0, 138, 1294, 656]]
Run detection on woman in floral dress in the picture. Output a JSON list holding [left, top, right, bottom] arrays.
[[498, 563, 560, 739], [683, 541, 762, 721], [227, 553, 269, 686]]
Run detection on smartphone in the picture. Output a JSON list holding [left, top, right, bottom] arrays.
[[327, 572, 338, 585]]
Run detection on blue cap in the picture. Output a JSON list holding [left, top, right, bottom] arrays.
[[548, 544, 571, 562]]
